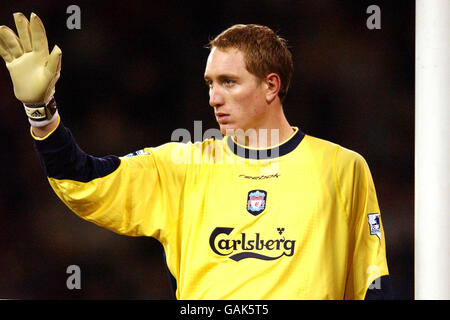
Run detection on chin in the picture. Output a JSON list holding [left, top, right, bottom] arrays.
[[218, 123, 239, 136]]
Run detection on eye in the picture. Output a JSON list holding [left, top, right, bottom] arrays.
[[204, 80, 213, 88], [223, 79, 235, 87]]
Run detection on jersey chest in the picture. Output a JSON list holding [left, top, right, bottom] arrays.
[[183, 158, 344, 262], [176, 158, 349, 299]]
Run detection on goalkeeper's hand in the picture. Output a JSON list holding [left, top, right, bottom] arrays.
[[0, 12, 61, 126]]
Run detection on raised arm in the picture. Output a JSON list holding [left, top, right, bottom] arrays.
[[0, 12, 61, 137], [0, 12, 189, 241]]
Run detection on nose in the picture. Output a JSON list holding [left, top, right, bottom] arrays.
[[209, 85, 224, 108]]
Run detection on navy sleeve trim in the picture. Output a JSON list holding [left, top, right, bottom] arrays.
[[34, 121, 121, 182], [364, 275, 393, 300]]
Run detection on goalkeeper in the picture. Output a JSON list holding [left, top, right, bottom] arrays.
[[0, 13, 392, 299]]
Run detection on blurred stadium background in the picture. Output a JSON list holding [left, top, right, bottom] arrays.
[[0, 0, 414, 299]]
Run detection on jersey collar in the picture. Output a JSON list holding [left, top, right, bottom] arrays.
[[226, 127, 305, 160]]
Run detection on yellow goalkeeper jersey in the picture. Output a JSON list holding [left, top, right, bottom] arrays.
[[33, 118, 389, 300]]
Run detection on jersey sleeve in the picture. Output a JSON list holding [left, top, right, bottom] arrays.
[[32, 118, 189, 243], [334, 146, 390, 300]]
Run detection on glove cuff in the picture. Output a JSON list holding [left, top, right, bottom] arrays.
[[28, 109, 59, 127], [24, 97, 58, 127]]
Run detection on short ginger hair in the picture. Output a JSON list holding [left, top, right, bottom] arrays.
[[208, 24, 293, 102]]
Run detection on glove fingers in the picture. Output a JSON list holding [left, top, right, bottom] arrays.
[[14, 12, 32, 52], [47, 45, 62, 75], [0, 36, 13, 62], [30, 13, 48, 56], [0, 26, 23, 59]]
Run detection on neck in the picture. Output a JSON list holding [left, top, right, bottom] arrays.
[[233, 109, 294, 148]]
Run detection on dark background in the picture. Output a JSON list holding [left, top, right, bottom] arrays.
[[0, 0, 414, 299]]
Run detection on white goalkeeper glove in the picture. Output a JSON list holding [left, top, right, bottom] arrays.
[[0, 12, 62, 126]]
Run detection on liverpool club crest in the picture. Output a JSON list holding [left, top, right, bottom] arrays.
[[247, 190, 267, 216]]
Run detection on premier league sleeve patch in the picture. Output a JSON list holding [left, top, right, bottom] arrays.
[[121, 149, 150, 158], [247, 190, 267, 216], [368, 213, 381, 241]]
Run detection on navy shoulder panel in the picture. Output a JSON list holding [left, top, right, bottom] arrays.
[[34, 121, 121, 182]]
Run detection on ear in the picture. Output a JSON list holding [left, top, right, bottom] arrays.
[[264, 73, 281, 103]]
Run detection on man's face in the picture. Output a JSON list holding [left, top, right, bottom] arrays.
[[204, 47, 268, 135]]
